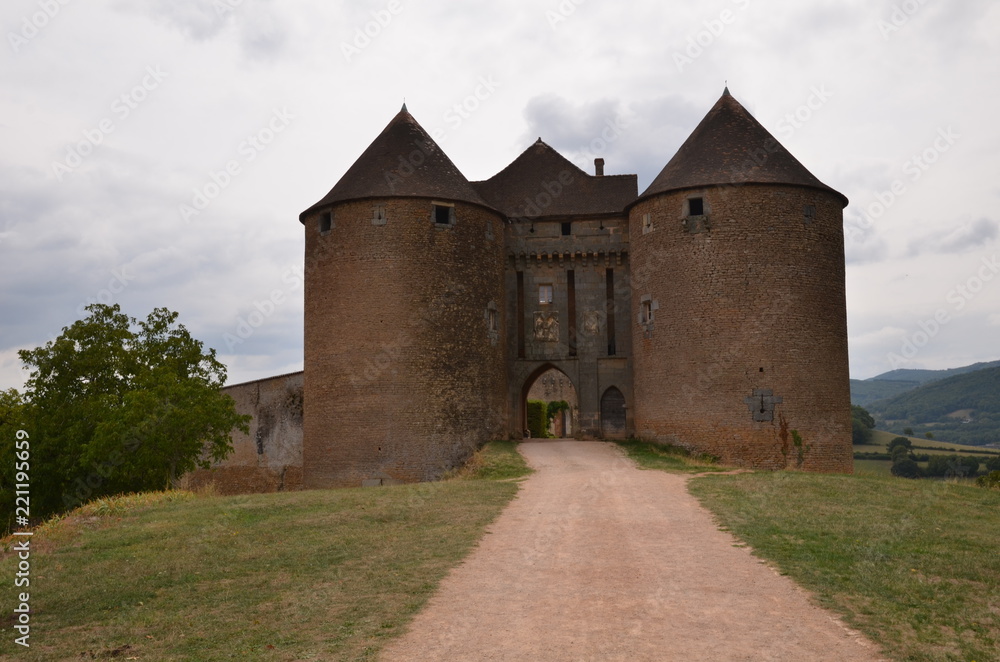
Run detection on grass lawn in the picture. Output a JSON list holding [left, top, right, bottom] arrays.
[[0, 441, 530, 661], [616, 438, 728, 474], [688, 471, 1000, 662]]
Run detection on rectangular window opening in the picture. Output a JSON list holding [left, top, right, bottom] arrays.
[[538, 284, 553, 305], [434, 204, 452, 225], [688, 197, 704, 216], [319, 210, 333, 234], [561, 221, 572, 236]]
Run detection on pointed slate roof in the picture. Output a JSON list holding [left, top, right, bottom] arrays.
[[473, 139, 637, 219], [299, 106, 491, 221], [637, 89, 847, 207]]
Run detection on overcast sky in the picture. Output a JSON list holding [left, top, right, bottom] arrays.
[[1, 0, 998, 391]]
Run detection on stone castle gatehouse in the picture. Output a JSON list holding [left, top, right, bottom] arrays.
[[186, 88, 853, 493]]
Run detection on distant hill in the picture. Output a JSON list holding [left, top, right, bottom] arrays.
[[872, 360, 1000, 384], [865, 366, 1000, 447], [850, 360, 1000, 406]]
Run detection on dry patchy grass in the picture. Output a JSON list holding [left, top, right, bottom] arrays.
[[0, 442, 529, 661]]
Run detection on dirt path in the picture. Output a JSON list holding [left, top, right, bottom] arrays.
[[380, 441, 886, 661]]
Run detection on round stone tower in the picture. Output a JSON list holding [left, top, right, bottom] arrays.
[[299, 105, 507, 488], [628, 89, 852, 471]]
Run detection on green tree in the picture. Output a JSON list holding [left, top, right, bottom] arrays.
[[887, 436, 913, 454], [12, 304, 249, 518], [851, 405, 875, 445], [925, 432, 935, 440], [890, 445, 911, 464], [903, 427, 914, 436], [0, 389, 28, 529]]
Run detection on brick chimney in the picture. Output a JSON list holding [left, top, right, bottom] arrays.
[[594, 158, 605, 176]]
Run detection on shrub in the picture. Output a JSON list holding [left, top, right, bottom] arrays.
[[976, 471, 1000, 490], [526, 400, 549, 438], [925, 455, 980, 478], [891, 458, 921, 478]]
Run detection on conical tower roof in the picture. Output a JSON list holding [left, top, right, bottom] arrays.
[[474, 139, 637, 218], [636, 89, 847, 207], [300, 106, 491, 221]]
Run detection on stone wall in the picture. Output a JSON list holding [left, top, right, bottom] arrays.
[[180, 371, 304, 494], [302, 197, 508, 488], [628, 184, 852, 472]]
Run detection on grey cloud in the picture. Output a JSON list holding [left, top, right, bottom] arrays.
[[112, 0, 289, 59], [907, 218, 999, 256], [520, 93, 703, 188]]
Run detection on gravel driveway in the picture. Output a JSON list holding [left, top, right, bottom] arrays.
[[381, 440, 886, 661]]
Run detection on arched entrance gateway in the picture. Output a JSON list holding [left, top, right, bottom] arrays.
[[600, 386, 627, 439], [522, 366, 579, 438]]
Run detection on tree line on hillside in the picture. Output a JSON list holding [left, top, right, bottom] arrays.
[[862, 368, 1000, 447], [885, 436, 1000, 480], [0, 304, 250, 531]]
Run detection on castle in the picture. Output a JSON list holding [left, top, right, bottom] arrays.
[[188, 88, 853, 494]]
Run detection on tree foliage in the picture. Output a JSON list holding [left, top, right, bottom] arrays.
[[2, 304, 249, 520], [526, 400, 549, 438], [888, 436, 913, 454], [851, 405, 875, 445]]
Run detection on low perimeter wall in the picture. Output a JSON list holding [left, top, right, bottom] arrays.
[[180, 371, 304, 495]]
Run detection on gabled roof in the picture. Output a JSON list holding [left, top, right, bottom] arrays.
[[299, 106, 491, 221], [473, 139, 637, 219], [637, 88, 848, 207]]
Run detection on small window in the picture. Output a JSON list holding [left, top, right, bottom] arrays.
[[372, 204, 387, 226], [561, 222, 572, 236], [433, 203, 455, 225], [688, 197, 704, 216], [488, 307, 498, 332], [319, 210, 333, 234], [539, 284, 553, 305], [803, 205, 816, 224], [642, 213, 653, 234], [640, 300, 653, 325]]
